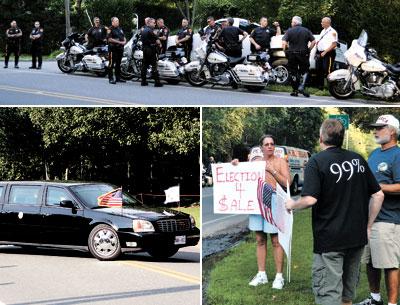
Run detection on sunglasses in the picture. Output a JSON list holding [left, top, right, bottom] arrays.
[[374, 126, 387, 130], [263, 143, 275, 147]]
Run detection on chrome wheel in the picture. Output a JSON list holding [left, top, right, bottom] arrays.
[[88, 224, 121, 260]]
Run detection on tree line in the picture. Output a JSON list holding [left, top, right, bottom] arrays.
[[1, 0, 399, 62], [0, 107, 200, 205]]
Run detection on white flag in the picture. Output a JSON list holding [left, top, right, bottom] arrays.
[[164, 185, 180, 204]]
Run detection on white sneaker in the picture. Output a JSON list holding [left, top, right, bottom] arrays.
[[249, 273, 268, 286], [272, 277, 284, 289]]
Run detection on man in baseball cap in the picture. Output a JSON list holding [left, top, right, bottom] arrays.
[[356, 114, 400, 305]]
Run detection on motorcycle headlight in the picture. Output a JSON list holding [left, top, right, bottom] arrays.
[[132, 220, 155, 232], [189, 215, 196, 228]]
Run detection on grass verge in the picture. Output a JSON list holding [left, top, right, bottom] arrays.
[[173, 205, 200, 228], [205, 209, 388, 305]]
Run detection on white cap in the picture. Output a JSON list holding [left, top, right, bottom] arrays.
[[249, 146, 263, 161], [370, 114, 400, 130]]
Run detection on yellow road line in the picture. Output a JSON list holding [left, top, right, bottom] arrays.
[[120, 261, 200, 285], [0, 85, 135, 105]]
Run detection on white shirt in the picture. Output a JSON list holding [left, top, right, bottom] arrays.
[[317, 26, 338, 52]]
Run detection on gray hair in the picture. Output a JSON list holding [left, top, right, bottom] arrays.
[[292, 16, 302, 25], [387, 125, 400, 138], [319, 119, 344, 147]]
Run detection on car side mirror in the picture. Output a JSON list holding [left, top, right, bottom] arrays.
[[60, 200, 75, 209]]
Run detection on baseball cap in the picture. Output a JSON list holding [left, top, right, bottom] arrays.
[[249, 146, 264, 161], [370, 114, 400, 129]]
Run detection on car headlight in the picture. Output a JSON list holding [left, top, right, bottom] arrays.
[[189, 215, 196, 228], [132, 220, 155, 232]]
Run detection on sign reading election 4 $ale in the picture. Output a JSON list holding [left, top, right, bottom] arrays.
[[212, 161, 266, 214]]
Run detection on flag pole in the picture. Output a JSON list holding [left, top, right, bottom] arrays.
[[178, 183, 181, 212]]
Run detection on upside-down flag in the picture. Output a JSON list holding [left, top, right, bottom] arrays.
[[97, 188, 123, 207], [257, 177, 276, 226]]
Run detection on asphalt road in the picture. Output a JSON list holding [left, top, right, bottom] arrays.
[[0, 61, 383, 105], [0, 245, 200, 305]]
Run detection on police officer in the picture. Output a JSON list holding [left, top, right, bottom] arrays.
[[282, 16, 316, 97], [156, 18, 169, 55], [107, 17, 126, 84], [29, 21, 44, 70], [86, 17, 107, 49], [4, 20, 22, 69], [175, 18, 193, 62], [249, 17, 281, 53], [315, 17, 338, 90], [218, 17, 248, 57], [200, 16, 220, 41], [141, 18, 163, 87]]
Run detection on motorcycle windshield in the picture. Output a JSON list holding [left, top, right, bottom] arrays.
[[357, 30, 368, 48]]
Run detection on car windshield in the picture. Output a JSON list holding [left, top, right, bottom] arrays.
[[69, 184, 142, 208]]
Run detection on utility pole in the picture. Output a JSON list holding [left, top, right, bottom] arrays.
[[65, 0, 71, 35]]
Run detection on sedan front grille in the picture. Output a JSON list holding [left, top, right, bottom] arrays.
[[157, 219, 190, 232]]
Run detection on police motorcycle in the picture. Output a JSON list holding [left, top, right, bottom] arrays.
[[184, 36, 269, 92], [327, 30, 400, 100], [120, 30, 187, 84], [56, 32, 109, 77], [246, 51, 288, 84]]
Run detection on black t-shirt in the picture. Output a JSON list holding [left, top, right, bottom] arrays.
[[301, 147, 381, 253], [219, 26, 244, 50], [107, 26, 125, 51], [250, 26, 276, 52], [157, 25, 169, 52], [282, 25, 315, 52], [141, 26, 158, 47], [87, 26, 107, 47]]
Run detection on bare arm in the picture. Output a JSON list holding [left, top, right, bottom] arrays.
[[239, 31, 248, 43], [282, 40, 288, 50], [379, 183, 400, 194], [368, 190, 384, 228], [285, 195, 317, 210]]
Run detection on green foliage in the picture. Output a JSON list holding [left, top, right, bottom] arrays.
[[202, 107, 324, 162], [340, 108, 400, 132], [0, 108, 200, 203]]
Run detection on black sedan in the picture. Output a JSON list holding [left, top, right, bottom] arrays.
[[0, 181, 200, 260]]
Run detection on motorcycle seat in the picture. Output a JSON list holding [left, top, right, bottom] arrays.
[[386, 63, 400, 74], [228, 56, 245, 65]]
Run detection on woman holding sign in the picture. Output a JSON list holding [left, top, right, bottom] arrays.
[[248, 135, 290, 289]]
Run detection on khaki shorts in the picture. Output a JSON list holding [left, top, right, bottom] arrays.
[[361, 222, 400, 269]]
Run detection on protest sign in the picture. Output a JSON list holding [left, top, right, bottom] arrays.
[[212, 161, 265, 214]]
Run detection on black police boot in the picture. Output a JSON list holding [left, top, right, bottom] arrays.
[[290, 90, 299, 97], [37, 66, 41, 70], [3, 65, 7, 69], [14, 65, 19, 69], [298, 73, 310, 98], [29, 66, 36, 69], [141, 81, 148, 86], [109, 78, 116, 84], [154, 82, 163, 87], [116, 78, 126, 83]]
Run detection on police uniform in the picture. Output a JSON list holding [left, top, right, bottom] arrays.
[[87, 25, 107, 48], [141, 26, 162, 86], [282, 25, 315, 96], [250, 26, 276, 53], [5, 27, 22, 68], [219, 26, 245, 57], [203, 24, 220, 41], [107, 26, 125, 83], [30, 27, 44, 69], [156, 25, 169, 54], [176, 26, 193, 61], [315, 26, 338, 89]]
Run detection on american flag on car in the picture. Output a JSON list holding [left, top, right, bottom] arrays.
[[97, 188, 123, 207], [257, 178, 276, 225]]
